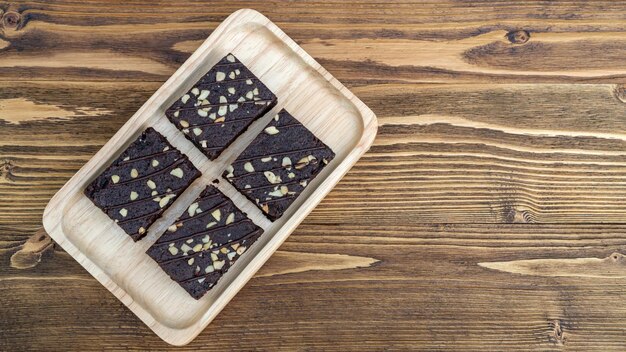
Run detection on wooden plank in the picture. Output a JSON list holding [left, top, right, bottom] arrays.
[[3, 223, 626, 350], [0, 1, 624, 83], [2, 82, 626, 226]]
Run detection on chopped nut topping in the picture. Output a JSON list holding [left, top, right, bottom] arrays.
[[264, 171, 282, 184], [181, 94, 190, 104], [119, 208, 128, 217], [111, 175, 120, 183], [180, 243, 192, 254], [159, 195, 173, 208], [225, 165, 234, 178], [168, 246, 179, 255], [193, 127, 203, 136], [225, 213, 235, 225], [168, 224, 178, 232], [188, 202, 199, 217], [212, 209, 221, 221], [151, 159, 159, 167], [170, 168, 184, 178], [130, 191, 138, 201], [147, 179, 156, 189], [216, 71, 225, 81], [198, 89, 210, 100], [206, 221, 217, 228], [244, 162, 255, 173], [268, 189, 283, 197], [213, 260, 225, 270], [226, 54, 235, 62], [265, 126, 279, 135], [192, 244, 202, 252], [187, 258, 195, 265], [130, 169, 138, 178], [295, 155, 317, 169]]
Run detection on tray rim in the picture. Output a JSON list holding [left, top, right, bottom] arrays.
[[42, 8, 377, 346]]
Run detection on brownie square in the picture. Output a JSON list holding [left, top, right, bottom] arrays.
[[223, 109, 336, 221], [147, 185, 264, 299], [166, 53, 277, 160], [84, 128, 201, 241]]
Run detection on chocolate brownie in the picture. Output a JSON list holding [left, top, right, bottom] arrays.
[[84, 128, 201, 241], [147, 185, 264, 299], [166, 53, 277, 160], [223, 109, 335, 221]]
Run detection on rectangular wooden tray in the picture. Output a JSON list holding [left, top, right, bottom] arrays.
[[42, 9, 377, 346]]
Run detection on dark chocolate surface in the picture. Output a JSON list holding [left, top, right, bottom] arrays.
[[166, 53, 277, 160], [147, 185, 264, 300], [223, 109, 336, 221], [84, 128, 201, 241]]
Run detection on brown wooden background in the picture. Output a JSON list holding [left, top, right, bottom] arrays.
[[1, 1, 626, 350]]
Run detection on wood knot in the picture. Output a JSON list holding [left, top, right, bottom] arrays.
[[549, 319, 566, 345], [0, 159, 15, 180], [613, 84, 626, 104], [503, 206, 535, 223], [10, 228, 55, 269], [2, 11, 22, 30], [610, 252, 624, 262], [506, 30, 530, 44]]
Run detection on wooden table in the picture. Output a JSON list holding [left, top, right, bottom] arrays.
[[1, 1, 626, 350]]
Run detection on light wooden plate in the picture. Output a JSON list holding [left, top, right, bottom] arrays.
[[42, 8, 377, 346]]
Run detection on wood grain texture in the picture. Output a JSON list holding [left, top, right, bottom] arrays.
[[2, 0, 626, 350]]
